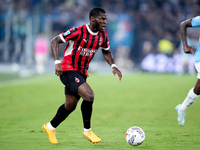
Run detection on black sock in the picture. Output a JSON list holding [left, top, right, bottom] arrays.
[[81, 100, 93, 129], [50, 104, 73, 128]]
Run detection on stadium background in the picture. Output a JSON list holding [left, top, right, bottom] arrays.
[[0, 0, 200, 76], [1, 1, 200, 149]]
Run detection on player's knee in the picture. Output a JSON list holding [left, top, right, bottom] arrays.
[[85, 91, 94, 101], [194, 80, 200, 95], [193, 88, 200, 95]]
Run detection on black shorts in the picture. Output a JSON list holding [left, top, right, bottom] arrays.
[[60, 71, 87, 100]]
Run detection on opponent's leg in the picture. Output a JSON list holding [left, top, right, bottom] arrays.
[[78, 82, 101, 143], [179, 88, 199, 112], [176, 79, 200, 126]]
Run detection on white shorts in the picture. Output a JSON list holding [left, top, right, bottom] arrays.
[[195, 62, 200, 79]]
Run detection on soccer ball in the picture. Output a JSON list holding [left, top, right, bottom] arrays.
[[125, 126, 145, 146]]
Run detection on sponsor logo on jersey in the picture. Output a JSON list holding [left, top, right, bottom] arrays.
[[64, 30, 70, 36], [78, 46, 98, 57]]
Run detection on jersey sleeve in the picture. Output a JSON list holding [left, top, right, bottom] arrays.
[[191, 16, 200, 27], [59, 27, 79, 43], [101, 31, 110, 51]]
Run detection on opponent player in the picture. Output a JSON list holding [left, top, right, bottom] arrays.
[[42, 7, 122, 143], [175, 16, 200, 126]]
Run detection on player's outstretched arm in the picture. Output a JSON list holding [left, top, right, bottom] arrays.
[[50, 35, 64, 76], [180, 18, 196, 54], [102, 49, 122, 82]]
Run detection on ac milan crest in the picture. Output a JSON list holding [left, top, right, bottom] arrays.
[[75, 77, 80, 83]]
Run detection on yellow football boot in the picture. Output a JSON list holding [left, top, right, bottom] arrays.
[[83, 129, 101, 143], [42, 123, 58, 144]]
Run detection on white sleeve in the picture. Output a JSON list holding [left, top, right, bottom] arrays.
[[59, 34, 66, 43], [101, 46, 110, 51]]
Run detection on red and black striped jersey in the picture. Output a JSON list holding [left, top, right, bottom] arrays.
[[59, 24, 110, 76]]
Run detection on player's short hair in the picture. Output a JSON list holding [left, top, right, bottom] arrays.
[[89, 7, 106, 19]]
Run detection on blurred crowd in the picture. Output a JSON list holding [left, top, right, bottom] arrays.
[[0, 0, 200, 74]]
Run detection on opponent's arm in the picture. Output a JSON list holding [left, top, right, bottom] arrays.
[[102, 49, 122, 82], [180, 18, 196, 54], [50, 35, 64, 76]]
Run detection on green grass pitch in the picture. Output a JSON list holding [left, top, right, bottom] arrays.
[[0, 73, 200, 150]]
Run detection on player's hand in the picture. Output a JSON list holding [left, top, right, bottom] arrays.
[[183, 45, 196, 54], [112, 67, 122, 82], [55, 64, 63, 76]]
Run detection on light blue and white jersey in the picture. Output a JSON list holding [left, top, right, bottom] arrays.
[[192, 16, 200, 63]]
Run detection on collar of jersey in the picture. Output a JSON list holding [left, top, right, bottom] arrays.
[[86, 24, 99, 35]]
